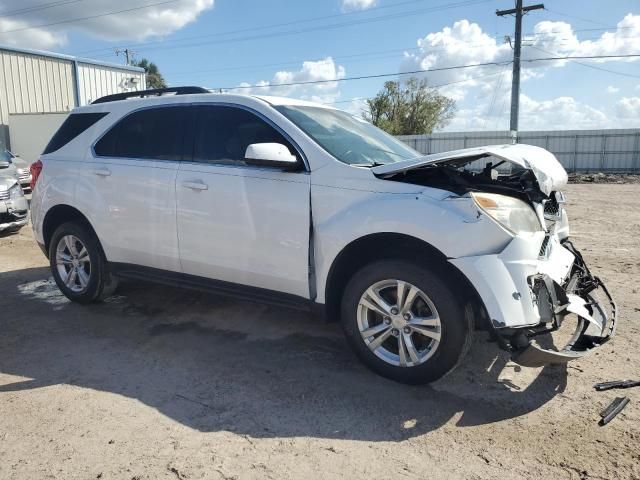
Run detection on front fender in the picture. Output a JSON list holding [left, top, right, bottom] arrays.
[[312, 184, 511, 303]]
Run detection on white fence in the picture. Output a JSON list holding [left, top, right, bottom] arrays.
[[397, 129, 640, 172]]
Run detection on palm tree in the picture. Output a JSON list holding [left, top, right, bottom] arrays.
[[132, 58, 167, 89]]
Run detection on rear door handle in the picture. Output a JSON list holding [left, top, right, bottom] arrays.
[[93, 168, 111, 177], [182, 180, 208, 191]]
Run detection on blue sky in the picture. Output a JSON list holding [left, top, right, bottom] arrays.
[[1, 0, 639, 130]]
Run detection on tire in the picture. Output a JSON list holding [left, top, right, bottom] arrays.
[[340, 259, 472, 384], [49, 221, 118, 304]]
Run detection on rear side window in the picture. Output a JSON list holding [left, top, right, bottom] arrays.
[[94, 106, 187, 160], [43, 112, 108, 154], [192, 105, 297, 165]]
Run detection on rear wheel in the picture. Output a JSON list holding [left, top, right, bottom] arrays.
[[341, 259, 472, 384], [49, 221, 117, 303]]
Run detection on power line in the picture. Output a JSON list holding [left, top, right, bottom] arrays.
[[524, 53, 640, 63], [213, 53, 640, 91], [0, 0, 180, 34], [540, 7, 611, 27], [323, 70, 506, 105], [77, 16, 635, 63], [220, 60, 513, 91], [528, 46, 640, 79], [70, 0, 493, 55], [164, 41, 510, 79], [75, 0, 488, 55], [0, 0, 88, 17], [487, 63, 510, 118], [162, 31, 640, 80]]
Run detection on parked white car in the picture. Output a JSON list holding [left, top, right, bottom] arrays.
[[0, 151, 29, 233], [30, 87, 616, 384]]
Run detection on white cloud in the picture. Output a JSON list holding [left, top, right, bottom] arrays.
[[445, 94, 612, 132], [400, 14, 640, 102], [231, 57, 346, 104], [0, 0, 214, 49], [400, 14, 640, 131], [0, 17, 67, 50], [519, 95, 609, 130], [615, 97, 640, 119], [400, 20, 512, 101], [341, 0, 377, 12]]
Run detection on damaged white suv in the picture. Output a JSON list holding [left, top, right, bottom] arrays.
[[30, 87, 616, 384]]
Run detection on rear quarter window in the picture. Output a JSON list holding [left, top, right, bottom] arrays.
[[43, 112, 108, 154]]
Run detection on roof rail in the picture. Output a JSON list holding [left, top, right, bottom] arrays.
[[92, 86, 210, 104]]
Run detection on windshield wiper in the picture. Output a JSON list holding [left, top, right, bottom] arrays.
[[351, 161, 387, 167]]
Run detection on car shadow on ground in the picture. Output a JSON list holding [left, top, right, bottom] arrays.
[[0, 266, 567, 441]]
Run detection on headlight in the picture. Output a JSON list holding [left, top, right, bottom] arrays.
[[8, 183, 24, 199], [471, 192, 542, 235]]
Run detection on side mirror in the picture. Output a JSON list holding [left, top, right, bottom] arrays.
[[244, 143, 299, 170], [0, 161, 10, 169]]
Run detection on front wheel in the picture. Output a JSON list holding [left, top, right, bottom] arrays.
[[341, 259, 472, 384], [49, 221, 118, 303]]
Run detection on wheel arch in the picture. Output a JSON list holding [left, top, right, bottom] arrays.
[[322, 232, 489, 328], [42, 204, 99, 256]]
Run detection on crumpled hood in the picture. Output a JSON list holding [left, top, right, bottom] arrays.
[[372, 144, 568, 196]]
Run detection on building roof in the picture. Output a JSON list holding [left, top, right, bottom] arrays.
[[0, 43, 144, 73]]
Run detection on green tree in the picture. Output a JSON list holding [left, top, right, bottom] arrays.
[[364, 77, 456, 135], [132, 58, 167, 89]]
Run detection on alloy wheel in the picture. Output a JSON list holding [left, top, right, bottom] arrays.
[[357, 279, 442, 367], [55, 235, 91, 293]]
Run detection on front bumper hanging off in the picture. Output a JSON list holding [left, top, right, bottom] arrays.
[[510, 241, 617, 367]]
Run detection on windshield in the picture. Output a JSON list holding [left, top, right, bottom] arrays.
[[275, 105, 420, 166]]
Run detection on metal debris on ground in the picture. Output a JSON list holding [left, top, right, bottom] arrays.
[[599, 397, 630, 426], [594, 380, 640, 391]]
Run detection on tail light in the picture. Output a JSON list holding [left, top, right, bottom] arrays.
[[30, 159, 43, 191]]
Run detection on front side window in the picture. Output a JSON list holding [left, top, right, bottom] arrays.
[[95, 106, 187, 160], [192, 105, 297, 166], [275, 105, 420, 166]]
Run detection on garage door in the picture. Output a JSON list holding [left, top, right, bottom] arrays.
[[8, 112, 68, 163]]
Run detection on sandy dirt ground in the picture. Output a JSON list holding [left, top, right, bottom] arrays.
[[0, 184, 638, 480]]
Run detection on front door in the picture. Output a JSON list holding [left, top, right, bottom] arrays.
[[176, 104, 311, 298]]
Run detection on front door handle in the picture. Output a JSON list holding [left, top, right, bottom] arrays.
[[182, 180, 208, 191], [93, 168, 111, 176]]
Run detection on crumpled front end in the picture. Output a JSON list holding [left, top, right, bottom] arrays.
[[510, 241, 616, 367], [451, 208, 616, 367], [0, 182, 29, 233], [376, 143, 616, 367]]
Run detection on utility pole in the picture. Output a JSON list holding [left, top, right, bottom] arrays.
[[115, 48, 133, 66], [497, 0, 544, 143]]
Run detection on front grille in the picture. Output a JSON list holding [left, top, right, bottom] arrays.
[[539, 235, 551, 257], [0, 190, 9, 201], [18, 172, 29, 182]]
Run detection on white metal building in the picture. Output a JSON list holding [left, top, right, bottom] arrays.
[[0, 44, 146, 162]]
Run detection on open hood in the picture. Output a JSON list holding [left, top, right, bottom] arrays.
[[372, 144, 568, 196]]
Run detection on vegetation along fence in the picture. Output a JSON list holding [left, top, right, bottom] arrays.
[[397, 129, 640, 172]]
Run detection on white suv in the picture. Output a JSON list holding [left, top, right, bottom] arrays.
[[30, 87, 616, 384]]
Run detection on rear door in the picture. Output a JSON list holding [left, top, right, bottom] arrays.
[[176, 104, 311, 298], [90, 105, 188, 272]]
